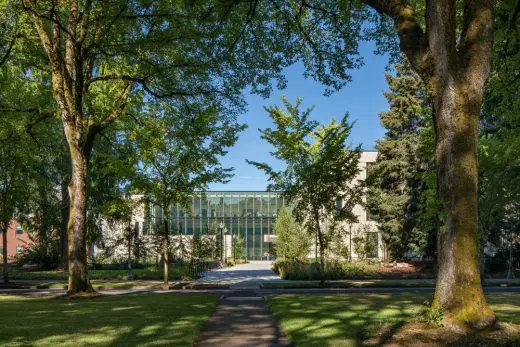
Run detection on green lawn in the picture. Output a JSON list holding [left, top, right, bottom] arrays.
[[0, 293, 218, 346], [8, 266, 192, 281], [268, 293, 520, 347]]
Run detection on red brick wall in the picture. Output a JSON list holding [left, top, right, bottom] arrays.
[[1, 220, 33, 261]]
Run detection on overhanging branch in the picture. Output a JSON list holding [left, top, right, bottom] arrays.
[[362, 0, 433, 80]]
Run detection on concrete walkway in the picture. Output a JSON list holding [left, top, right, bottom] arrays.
[[196, 261, 289, 346], [196, 296, 289, 347], [197, 261, 284, 288]]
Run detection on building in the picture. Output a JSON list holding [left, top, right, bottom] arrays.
[[96, 151, 381, 261], [142, 191, 287, 260], [0, 221, 32, 261]]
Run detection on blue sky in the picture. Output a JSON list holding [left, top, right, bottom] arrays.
[[209, 41, 390, 191]]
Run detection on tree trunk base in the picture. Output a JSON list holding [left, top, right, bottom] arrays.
[[66, 279, 96, 295], [441, 305, 496, 333]]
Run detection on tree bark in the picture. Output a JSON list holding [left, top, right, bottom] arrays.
[[2, 223, 8, 283], [362, 0, 495, 330], [430, 82, 495, 330], [60, 177, 70, 269], [66, 139, 93, 293]]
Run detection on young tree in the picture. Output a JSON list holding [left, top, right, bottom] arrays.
[[273, 207, 311, 262], [367, 61, 436, 260], [249, 98, 363, 282], [133, 103, 242, 285]]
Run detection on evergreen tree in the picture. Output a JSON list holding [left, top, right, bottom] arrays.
[[367, 60, 436, 261]]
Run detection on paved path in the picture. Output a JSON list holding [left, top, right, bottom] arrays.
[[197, 261, 284, 288], [196, 262, 289, 346], [196, 296, 289, 347]]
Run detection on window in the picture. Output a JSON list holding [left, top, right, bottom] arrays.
[[335, 199, 343, 210], [0, 247, 3, 254], [16, 226, 23, 234], [16, 246, 25, 255]]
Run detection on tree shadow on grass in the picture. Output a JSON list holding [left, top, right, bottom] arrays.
[[0, 293, 218, 346], [268, 293, 520, 347]]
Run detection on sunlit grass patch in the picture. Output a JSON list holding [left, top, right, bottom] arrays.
[[268, 293, 520, 346], [0, 293, 218, 346]]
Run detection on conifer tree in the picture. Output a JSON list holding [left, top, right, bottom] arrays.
[[367, 61, 436, 260]]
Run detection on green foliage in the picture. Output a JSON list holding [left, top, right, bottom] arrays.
[[421, 301, 445, 327], [13, 230, 61, 270], [190, 234, 217, 261], [351, 225, 378, 261], [249, 97, 363, 275], [366, 60, 436, 260], [273, 259, 376, 281], [273, 207, 311, 261], [479, 0, 520, 262]]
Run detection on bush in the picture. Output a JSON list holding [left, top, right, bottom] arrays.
[[273, 259, 376, 280], [13, 237, 60, 270], [273, 208, 311, 261]]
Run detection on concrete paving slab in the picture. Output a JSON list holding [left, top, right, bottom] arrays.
[[196, 296, 289, 347]]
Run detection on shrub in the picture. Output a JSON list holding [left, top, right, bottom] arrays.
[[190, 233, 218, 261], [273, 259, 376, 280], [273, 208, 311, 261], [13, 235, 60, 270]]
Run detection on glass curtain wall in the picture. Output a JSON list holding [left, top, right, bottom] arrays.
[[147, 192, 285, 260]]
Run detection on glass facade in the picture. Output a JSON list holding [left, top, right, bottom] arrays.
[[146, 191, 285, 260]]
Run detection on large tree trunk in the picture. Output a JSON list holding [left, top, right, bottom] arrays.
[[2, 223, 8, 283], [360, 0, 495, 330], [66, 141, 93, 293], [60, 177, 70, 269], [431, 84, 495, 329]]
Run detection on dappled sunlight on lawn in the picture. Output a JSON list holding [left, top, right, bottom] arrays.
[[0, 294, 218, 346], [268, 293, 520, 347]]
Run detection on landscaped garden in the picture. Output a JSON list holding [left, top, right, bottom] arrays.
[[269, 293, 520, 346], [0, 293, 218, 346]]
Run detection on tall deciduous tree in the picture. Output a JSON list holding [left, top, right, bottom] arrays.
[[356, 0, 495, 329], [248, 98, 363, 282], [133, 102, 242, 285], [13, 0, 295, 293], [255, 0, 496, 329], [367, 61, 436, 260]]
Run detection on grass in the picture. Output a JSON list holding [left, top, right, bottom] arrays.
[[262, 278, 520, 289], [8, 265, 192, 281], [0, 293, 218, 346], [268, 293, 520, 346]]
